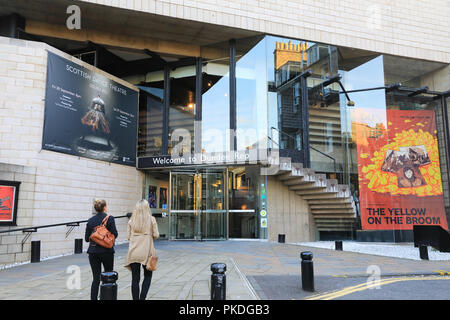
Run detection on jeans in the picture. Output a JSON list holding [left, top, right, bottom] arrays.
[[130, 262, 153, 300], [88, 253, 114, 300]]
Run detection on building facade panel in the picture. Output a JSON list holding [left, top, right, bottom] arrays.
[[0, 0, 449, 266], [80, 0, 450, 63]]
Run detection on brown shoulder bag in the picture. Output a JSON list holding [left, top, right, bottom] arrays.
[[90, 215, 115, 248]]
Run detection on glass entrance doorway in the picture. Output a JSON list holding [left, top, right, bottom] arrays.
[[169, 170, 226, 240]]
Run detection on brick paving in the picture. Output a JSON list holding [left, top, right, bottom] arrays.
[[0, 242, 256, 300], [1, 240, 450, 300]]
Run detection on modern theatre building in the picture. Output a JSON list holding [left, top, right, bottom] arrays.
[[0, 0, 449, 266]]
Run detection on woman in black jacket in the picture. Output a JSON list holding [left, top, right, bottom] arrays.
[[84, 199, 118, 300]]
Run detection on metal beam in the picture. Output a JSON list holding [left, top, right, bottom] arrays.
[[300, 69, 312, 168], [229, 39, 237, 152]]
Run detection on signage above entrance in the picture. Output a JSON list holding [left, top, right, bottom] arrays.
[[137, 149, 270, 169]]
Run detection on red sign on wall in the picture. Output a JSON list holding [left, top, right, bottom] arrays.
[[354, 109, 448, 231], [0, 182, 19, 225]]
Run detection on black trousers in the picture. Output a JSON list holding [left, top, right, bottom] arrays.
[[88, 253, 114, 300], [130, 263, 153, 300]]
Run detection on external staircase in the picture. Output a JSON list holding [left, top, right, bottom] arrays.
[[264, 156, 357, 233]]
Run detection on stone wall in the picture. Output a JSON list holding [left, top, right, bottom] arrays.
[[0, 36, 144, 266], [80, 0, 450, 63]]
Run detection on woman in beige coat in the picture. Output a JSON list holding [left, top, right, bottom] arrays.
[[124, 199, 159, 300]]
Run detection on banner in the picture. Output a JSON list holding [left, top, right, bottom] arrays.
[[354, 109, 448, 230], [42, 52, 138, 166], [0, 182, 19, 225]]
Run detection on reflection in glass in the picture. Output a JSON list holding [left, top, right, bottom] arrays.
[[228, 167, 259, 239], [236, 36, 268, 153], [266, 35, 340, 167], [168, 65, 196, 156], [201, 170, 226, 239], [342, 55, 386, 187], [137, 73, 164, 157], [202, 56, 230, 154], [170, 173, 200, 240]]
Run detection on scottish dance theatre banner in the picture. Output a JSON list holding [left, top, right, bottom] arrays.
[[42, 51, 138, 166], [354, 109, 448, 230]]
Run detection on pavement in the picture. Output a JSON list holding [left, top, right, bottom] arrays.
[[298, 241, 450, 261], [0, 241, 257, 300], [1, 240, 450, 300]]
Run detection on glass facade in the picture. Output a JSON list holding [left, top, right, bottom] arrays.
[[135, 34, 450, 241], [228, 166, 261, 238], [168, 65, 197, 156], [236, 36, 268, 152], [201, 49, 230, 155], [138, 72, 165, 156], [167, 168, 263, 240]]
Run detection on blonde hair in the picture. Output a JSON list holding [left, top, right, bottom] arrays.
[[129, 199, 152, 233], [93, 199, 107, 214]]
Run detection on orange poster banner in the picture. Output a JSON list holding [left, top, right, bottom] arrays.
[[0, 185, 15, 222], [354, 109, 448, 230]]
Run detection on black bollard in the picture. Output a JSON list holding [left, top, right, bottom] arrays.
[[278, 234, 286, 243], [335, 240, 343, 251], [30, 241, 40, 263], [100, 271, 118, 300], [74, 239, 83, 254], [301, 251, 314, 292], [211, 263, 226, 300], [419, 245, 429, 260]]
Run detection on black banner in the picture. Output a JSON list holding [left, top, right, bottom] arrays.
[[42, 51, 138, 166]]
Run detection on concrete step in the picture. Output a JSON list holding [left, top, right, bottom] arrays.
[[337, 185, 351, 198], [260, 151, 281, 175], [316, 226, 355, 232], [300, 192, 339, 200], [284, 170, 317, 186], [307, 197, 354, 205], [279, 168, 304, 181], [295, 187, 328, 195], [274, 156, 356, 232], [289, 183, 324, 192], [286, 178, 317, 188], [310, 204, 355, 210], [313, 217, 356, 221], [262, 156, 292, 175], [279, 157, 292, 172], [291, 162, 304, 174], [315, 222, 355, 227], [311, 208, 356, 214], [317, 228, 353, 232]]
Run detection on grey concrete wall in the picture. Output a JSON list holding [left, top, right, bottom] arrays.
[[266, 175, 315, 243]]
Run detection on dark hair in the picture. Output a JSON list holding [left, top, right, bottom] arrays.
[[93, 199, 107, 213]]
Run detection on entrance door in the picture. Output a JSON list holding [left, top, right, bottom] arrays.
[[201, 170, 226, 240], [170, 172, 201, 240], [228, 167, 259, 239], [169, 170, 226, 240]]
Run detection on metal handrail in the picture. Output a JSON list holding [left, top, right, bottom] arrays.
[[310, 145, 337, 173], [270, 127, 301, 150], [0, 213, 131, 235], [270, 127, 337, 172], [267, 135, 278, 147]]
